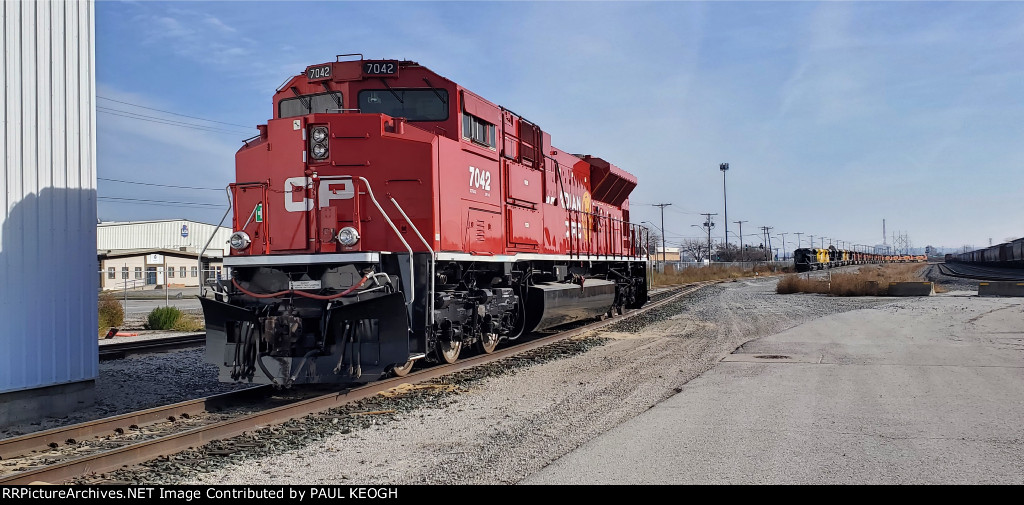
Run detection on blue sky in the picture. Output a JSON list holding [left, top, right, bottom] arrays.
[[95, 1, 1024, 253]]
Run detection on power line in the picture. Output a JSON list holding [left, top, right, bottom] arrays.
[[97, 107, 252, 136], [97, 196, 225, 208], [97, 96, 252, 128], [98, 105, 252, 134], [99, 177, 225, 191]]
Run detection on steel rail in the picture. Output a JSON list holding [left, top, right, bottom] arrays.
[[0, 282, 709, 485], [98, 334, 207, 361], [0, 387, 269, 462]]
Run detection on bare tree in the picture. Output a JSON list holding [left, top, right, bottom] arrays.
[[680, 238, 710, 263], [715, 242, 739, 262], [647, 230, 662, 259]]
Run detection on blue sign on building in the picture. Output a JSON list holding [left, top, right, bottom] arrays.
[[181, 224, 189, 238]]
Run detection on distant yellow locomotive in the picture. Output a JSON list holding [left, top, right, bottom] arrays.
[[793, 246, 923, 272]]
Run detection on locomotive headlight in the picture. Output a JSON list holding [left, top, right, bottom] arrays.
[[310, 126, 328, 143], [229, 231, 251, 250], [310, 126, 329, 160], [337, 226, 360, 246], [311, 143, 329, 160]]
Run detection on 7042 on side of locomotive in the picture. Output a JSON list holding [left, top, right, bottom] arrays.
[[199, 56, 651, 387]]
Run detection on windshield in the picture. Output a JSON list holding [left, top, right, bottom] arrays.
[[358, 89, 448, 121], [279, 91, 344, 118]]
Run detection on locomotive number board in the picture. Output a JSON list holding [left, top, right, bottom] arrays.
[[306, 64, 333, 81], [362, 60, 400, 77]]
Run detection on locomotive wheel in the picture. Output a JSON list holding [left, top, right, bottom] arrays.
[[391, 359, 415, 377], [438, 339, 462, 364], [476, 332, 499, 354]]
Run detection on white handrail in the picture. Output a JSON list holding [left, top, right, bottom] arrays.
[[200, 187, 234, 297], [357, 177, 415, 306], [390, 197, 435, 329]]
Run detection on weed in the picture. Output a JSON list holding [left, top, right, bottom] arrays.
[[653, 263, 790, 286], [146, 306, 183, 330], [98, 292, 125, 336], [776, 264, 929, 296]]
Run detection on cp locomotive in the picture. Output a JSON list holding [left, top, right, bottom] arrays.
[[200, 56, 650, 387]]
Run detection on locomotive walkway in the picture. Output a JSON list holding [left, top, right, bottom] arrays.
[[523, 290, 1024, 484]]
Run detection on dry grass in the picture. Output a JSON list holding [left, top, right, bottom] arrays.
[[172, 313, 206, 332], [777, 264, 930, 296], [653, 263, 792, 286]]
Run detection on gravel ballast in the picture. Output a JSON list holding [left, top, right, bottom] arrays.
[[107, 276, 894, 485], [9, 264, 982, 483], [0, 348, 253, 439]]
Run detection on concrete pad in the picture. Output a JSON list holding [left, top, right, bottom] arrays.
[[523, 295, 1024, 484], [0, 380, 95, 426], [888, 281, 934, 296], [978, 282, 1024, 297]]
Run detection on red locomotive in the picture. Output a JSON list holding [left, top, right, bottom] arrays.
[[200, 55, 650, 386]]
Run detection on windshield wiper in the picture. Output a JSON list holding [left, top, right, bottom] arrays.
[[378, 78, 403, 104], [422, 77, 447, 105], [321, 82, 343, 111], [290, 86, 312, 113]]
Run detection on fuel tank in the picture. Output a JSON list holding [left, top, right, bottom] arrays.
[[523, 279, 616, 333]]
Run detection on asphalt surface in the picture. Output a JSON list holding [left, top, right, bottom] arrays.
[[523, 287, 1024, 484], [120, 297, 202, 315]]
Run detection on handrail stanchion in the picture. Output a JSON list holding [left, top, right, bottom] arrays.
[[200, 187, 234, 298], [390, 197, 435, 330], [357, 177, 415, 306]]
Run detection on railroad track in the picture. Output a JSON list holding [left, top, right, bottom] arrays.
[[98, 334, 206, 361], [936, 263, 1024, 281], [0, 281, 709, 485]]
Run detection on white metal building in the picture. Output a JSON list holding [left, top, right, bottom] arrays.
[[1, 0, 98, 424], [98, 219, 230, 257]]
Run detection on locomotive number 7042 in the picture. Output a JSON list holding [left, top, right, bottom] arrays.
[[468, 166, 491, 191]]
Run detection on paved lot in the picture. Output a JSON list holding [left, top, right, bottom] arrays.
[[523, 291, 1024, 484]]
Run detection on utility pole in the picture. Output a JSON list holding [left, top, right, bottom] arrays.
[[735, 220, 747, 261], [720, 163, 729, 248], [809, 234, 815, 250], [794, 232, 803, 249], [761, 226, 773, 261], [778, 232, 788, 261], [700, 213, 717, 263], [653, 203, 671, 269]]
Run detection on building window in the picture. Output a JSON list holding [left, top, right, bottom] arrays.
[[168, 266, 175, 278], [191, 266, 198, 278], [121, 267, 128, 279], [134, 267, 143, 279], [107, 267, 115, 279], [180, 266, 187, 278], [462, 113, 495, 148]]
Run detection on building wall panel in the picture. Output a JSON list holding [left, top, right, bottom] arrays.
[[1, 0, 98, 394], [97, 220, 230, 256]]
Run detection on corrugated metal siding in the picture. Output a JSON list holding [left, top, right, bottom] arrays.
[[97, 220, 230, 256], [1, 0, 98, 394]]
